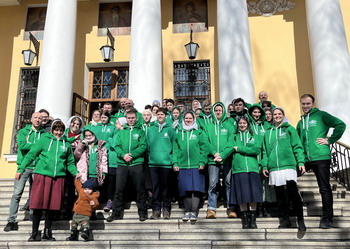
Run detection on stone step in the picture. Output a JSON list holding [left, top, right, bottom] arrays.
[[1, 216, 350, 231]]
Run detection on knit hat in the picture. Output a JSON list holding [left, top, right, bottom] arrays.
[[82, 179, 97, 190]]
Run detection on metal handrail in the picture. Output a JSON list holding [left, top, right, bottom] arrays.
[[330, 141, 350, 190]]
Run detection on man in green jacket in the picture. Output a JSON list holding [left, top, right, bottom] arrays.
[[297, 94, 346, 229], [107, 109, 148, 222], [4, 112, 44, 232]]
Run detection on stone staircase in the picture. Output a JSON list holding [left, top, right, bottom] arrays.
[[0, 172, 350, 248]]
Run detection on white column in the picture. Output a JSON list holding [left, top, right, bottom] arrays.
[[35, 0, 77, 123], [306, 0, 350, 144], [128, 0, 162, 111], [217, 0, 255, 106]]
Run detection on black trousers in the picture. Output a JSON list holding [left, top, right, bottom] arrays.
[[274, 180, 304, 219], [306, 159, 333, 220], [149, 167, 173, 212], [112, 164, 147, 216]]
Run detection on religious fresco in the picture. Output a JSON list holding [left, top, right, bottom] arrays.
[[98, 2, 132, 36], [24, 7, 47, 40], [173, 0, 208, 33]]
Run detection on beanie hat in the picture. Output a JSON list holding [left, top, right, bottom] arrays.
[[82, 179, 97, 191]]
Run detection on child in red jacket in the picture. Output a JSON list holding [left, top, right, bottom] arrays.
[[66, 179, 100, 241]]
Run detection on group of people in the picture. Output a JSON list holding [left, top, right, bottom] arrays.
[[3, 91, 346, 242]]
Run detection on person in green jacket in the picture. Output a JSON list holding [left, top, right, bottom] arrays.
[[248, 104, 275, 217], [107, 109, 148, 222], [197, 101, 212, 129], [218, 116, 263, 229], [147, 107, 175, 219], [18, 120, 81, 241], [204, 102, 237, 219], [297, 94, 346, 229], [4, 112, 45, 232], [173, 111, 208, 222], [92, 111, 118, 212], [262, 107, 306, 231]]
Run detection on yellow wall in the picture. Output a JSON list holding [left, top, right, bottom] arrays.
[[340, 0, 350, 52], [249, 0, 314, 127]]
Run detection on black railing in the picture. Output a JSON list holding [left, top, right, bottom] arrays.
[[330, 141, 350, 191]]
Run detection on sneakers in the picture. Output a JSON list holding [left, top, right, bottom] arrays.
[[139, 214, 148, 222], [227, 209, 238, 218], [103, 199, 113, 212], [106, 213, 122, 222], [150, 211, 161, 220], [182, 212, 191, 221], [4, 222, 17, 232], [206, 209, 216, 219], [66, 229, 79, 241], [81, 227, 90, 241], [297, 218, 307, 231], [190, 212, 197, 221], [162, 210, 171, 219], [320, 217, 333, 229], [278, 216, 292, 228]]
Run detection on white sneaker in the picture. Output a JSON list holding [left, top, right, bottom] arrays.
[[190, 212, 197, 221], [182, 212, 191, 221]]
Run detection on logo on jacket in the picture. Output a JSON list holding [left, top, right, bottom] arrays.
[[309, 120, 317, 127], [221, 129, 228, 135], [190, 134, 197, 140], [133, 134, 139, 139], [163, 132, 169, 138], [60, 146, 67, 152]]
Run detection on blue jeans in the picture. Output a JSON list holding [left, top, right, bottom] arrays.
[[207, 163, 232, 210], [7, 168, 33, 223]]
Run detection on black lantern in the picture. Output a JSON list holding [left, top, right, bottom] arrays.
[[22, 32, 40, 66], [100, 28, 115, 62], [185, 29, 199, 60]]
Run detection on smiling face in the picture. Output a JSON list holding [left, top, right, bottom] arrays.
[[273, 109, 284, 126], [251, 107, 262, 121], [184, 113, 194, 126], [31, 112, 42, 128], [70, 119, 81, 134], [214, 105, 223, 120], [234, 101, 244, 113], [265, 110, 272, 122], [53, 128, 63, 139], [259, 91, 268, 102], [92, 110, 101, 122], [301, 96, 314, 114], [238, 119, 248, 132], [84, 130, 93, 140]]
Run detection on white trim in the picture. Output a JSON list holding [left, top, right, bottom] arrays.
[[3, 154, 17, 162]]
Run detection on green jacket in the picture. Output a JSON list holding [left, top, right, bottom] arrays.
[[147, 122, 175, 168], [114, 123, 147, 166], [223, 131, 262, 174], [204, 102, 236, 165], [18, 133, 78, 177], [197, 111, 212, 129], [262, 122, 305, 172], [173, 127, 208, 169], [17, 125, 45, 170], [110, 109, 125, 125], [296, 108, 346, 162]]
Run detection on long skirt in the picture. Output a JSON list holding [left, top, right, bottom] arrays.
[[230, 172, 263, 205], [178, 168, 206, 197], [30, 174, 65, 210]]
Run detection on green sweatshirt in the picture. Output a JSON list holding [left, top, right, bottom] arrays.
[[114, 123, 147, 166], [262, 122, 305, 172], [147, 122, 175, 168], [204, 102, 236, 165], [224, 131, 262, 174], [16, 125, 45, 169], [173, 127, 208, 169], [197, 111, 212, 129], [296, 107, 346, 162], [18, 133, 78, 177]]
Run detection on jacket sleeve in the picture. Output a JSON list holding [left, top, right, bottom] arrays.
[[74, 179, 83, 192], [236, 136, 262, 156], [172, 136, 179, 167], [261, 137, 268, 171], [17, 129, 32, 152], [91, 192, 100, 210], [322, 111, 346, 144], [289, 127, 305, 166], [115, 132, 126, 159], [204, 127, 217, 156], [66, 145, 79, 176], [199, 130, 209, 166], [17, 139, 44, 173], [219, 128, 235, 160], [131, 130, 147, 159]]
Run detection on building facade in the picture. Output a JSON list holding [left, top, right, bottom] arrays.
[[0, 0, 349, 177]]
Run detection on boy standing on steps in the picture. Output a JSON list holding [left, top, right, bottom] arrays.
[[66, 179, 100, 241]]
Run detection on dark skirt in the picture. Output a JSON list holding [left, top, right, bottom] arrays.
[[178, 168, 206, 197], [230, 172, 263, 205], [30, 174, 65, 210]]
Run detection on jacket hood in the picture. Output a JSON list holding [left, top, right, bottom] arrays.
[[301, 107, 320, 118], [300, 107, 320, 131], [191, 99, 202, 111], [248, 104, 266, 123], [211, 102, 227, 124]]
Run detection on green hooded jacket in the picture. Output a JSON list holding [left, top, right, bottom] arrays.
[[114, 123, 147, 166], [262, 122, 305, 172], [173, 125, 208, 169], [147, 121, 175, 168], [296, 107, 346, 162], [16, 125, 45, 170], [204, 102, 236, 165], [18, 133, 78, 177], [197, 110, 212, 129]]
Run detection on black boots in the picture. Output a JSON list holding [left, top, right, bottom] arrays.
[[297, 217, 307, 231], [81, 227, 90, 241], [249, 211, 258, 229], [42, 228, 56, 241], [279, 216, 292, 228], [28, 230, 41, 242], [66, 229, 79, 241], [241, 211, 250, 229]]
